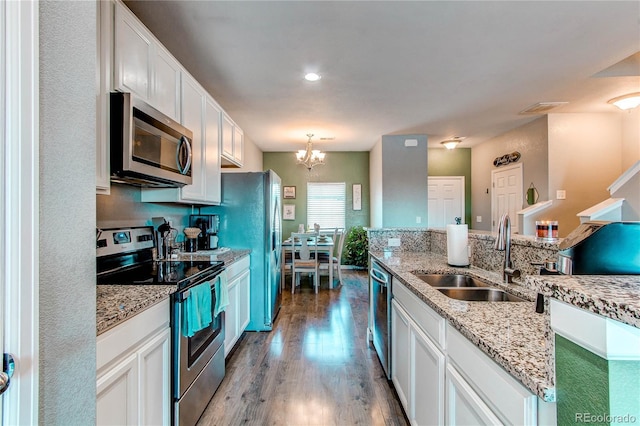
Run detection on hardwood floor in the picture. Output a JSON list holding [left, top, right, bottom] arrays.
[[198, 270, 408, 426]]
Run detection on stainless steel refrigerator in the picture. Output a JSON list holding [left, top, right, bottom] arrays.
[[217, 170, 282, 331]]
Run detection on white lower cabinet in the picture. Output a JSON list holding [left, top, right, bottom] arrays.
[[224, 256, 251, 357], [391, 280, 553, 426], [446, 364, 502, 425], [392, 297, 445, 426], [97, 299, 171, 426]]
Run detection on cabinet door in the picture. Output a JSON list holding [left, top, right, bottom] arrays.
[[233, 126, 244, 164], [97, 0, 112, 194], [221, 114, 234, 160], [180, 75, 206, 202], [152, 47, 181, 121], [97, 353, 139, 426], [391, 300, 410, 412], [204, 97, 222, 204], [224, 280, 239, 357], [139, 328, 171, 426], [445, 364, 503, 426], [114, 3, 151, 99], [237, 269, 251, 333], [411, 324, 445, 426]]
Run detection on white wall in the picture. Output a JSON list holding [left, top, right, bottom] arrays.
[[39, 0, 97, 422], [369, 137, 383, 227], [621, 107, 640, 170], [547, 113, 623, 236]]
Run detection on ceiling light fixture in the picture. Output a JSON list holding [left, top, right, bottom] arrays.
[[608, 92, 640, 110], [304, 72, 321, 82], [296, 133, 326, 170], [440, 137, 463, 150]]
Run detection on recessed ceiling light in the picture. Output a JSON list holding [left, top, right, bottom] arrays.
[[304, 72, 321, 82]]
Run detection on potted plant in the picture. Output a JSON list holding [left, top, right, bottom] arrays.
[[344, 226, 369, 269]]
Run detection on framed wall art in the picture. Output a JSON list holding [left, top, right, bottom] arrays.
[[283, 204, 296, 220], [353, 184, 362, 211], [283, 186, 296, 199]]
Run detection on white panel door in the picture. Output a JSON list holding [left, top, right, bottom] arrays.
[[428, 177, 465, 228], [491, 164, 523, 233]]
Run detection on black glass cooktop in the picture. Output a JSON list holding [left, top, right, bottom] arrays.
[[97, 259, 224, 289]]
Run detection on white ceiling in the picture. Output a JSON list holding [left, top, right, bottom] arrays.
[[123, 1, 640, 152]]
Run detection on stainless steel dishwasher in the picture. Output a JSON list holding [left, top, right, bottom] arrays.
[[368, 257, 392, 379]]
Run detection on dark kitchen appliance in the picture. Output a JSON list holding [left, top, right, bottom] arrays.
[[369, 257, 392, 379], [189, 214, 220, 251], [97, 226, 226, 426], [555, 221, 640, 275], [216, 171, 282, 331], [110, 92, 193, 188]]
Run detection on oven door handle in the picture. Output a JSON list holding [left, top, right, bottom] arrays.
[[179, 273, 221, 301]]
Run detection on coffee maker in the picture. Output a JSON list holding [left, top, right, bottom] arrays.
[[189, 214, 220, 250]]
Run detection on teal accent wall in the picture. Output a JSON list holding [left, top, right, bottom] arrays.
[[428, 148, 472, 227], [555, 335, 640, 425], [263, 152, 370, 239]]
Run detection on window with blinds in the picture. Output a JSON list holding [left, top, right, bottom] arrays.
[[307, 182, 346, 229]]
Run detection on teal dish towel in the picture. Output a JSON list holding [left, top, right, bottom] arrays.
[[181, 281, 213, 338], [214, 270, 229, 317]]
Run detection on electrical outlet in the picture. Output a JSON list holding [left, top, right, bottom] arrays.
[[416, 216, 422, 224], [476, 216, 482, 223], [388, 238, 401, 247], [556, 190, 566, 200]]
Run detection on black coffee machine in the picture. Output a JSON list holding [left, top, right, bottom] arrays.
[[189, 215, 220, 250]]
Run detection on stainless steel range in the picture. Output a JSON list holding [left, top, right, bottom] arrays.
[[97, 226, 226, 426]]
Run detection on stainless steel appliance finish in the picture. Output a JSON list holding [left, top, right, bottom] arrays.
[[110, 92, 193, 188], [556, 221, 640, 275], [215, 171, 282, 331], [189, 214, 220, 251], [173, 278, 225, 426], [369, 258, 392, 379], [96, 226, 226, 426]]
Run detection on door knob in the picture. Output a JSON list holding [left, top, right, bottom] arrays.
[[0, 353, 15, 395]]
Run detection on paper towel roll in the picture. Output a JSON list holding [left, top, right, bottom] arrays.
[[447, 224, 469, 266]]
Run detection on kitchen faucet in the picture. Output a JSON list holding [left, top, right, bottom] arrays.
[[494, 213, 521, 283]]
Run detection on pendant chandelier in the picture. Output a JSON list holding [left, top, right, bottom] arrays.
[[296, 133, 326, 170]]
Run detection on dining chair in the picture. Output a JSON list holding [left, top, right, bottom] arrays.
[[317, 228, 337, 280], [281, 243, 293, 291], [291, 232, 320, 294], [332, 228, 346, 285]]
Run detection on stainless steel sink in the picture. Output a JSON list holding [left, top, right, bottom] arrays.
[[436, 288, 527, 302], [411, 272, 526, 302], [413, 273, 491, 288]]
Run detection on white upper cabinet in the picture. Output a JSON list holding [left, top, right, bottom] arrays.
[[114, 3, 152, 100], [221, 113, 244, 168], [151, 46, 181, 121]]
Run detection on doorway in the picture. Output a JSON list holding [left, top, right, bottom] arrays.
[[428, 176, 465, 228], [491, 164, 523, 233]]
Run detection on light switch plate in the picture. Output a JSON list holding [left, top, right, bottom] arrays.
[[556, 190, 566, 200], [476, 216, 482, 223], [388, 238, 401, 247]]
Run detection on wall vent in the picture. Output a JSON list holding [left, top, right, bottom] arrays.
[[519, 102, 568, 115]]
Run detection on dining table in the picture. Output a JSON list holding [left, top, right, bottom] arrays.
[[281, 234, 336, 289]]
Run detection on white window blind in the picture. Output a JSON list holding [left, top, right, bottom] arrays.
[[307, 182, 346, 229]]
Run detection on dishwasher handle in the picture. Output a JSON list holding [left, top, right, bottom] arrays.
[[370, 264, 389, 287]]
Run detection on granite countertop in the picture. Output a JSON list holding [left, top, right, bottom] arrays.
[[96, 249, 251, 336], [528, 274, 640, 329], [369, 250, 555, 402]]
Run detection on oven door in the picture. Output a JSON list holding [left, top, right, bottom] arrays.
[[173, 280, 225, 398]]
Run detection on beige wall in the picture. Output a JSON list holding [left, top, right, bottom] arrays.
[[547, 113, 624, 236], [621, 108, 640, 170], [471, 117, 549, 232]]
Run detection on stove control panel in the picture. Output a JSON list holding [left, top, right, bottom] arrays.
[[97, 226, 155, 257]]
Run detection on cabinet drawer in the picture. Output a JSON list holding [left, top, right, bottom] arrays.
[[97, 298, 170, 372], [225, 255, 250, 281], [393, 279, 445, 349], [446, 324, 537, 425]]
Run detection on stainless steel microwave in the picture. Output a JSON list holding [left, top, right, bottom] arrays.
[[110, 92, 193, 187]]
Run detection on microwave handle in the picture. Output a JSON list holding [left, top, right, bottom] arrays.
[[176, 136, 192, 175]]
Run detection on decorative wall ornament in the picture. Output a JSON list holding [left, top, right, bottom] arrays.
[[493, 151, 521, 167]]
